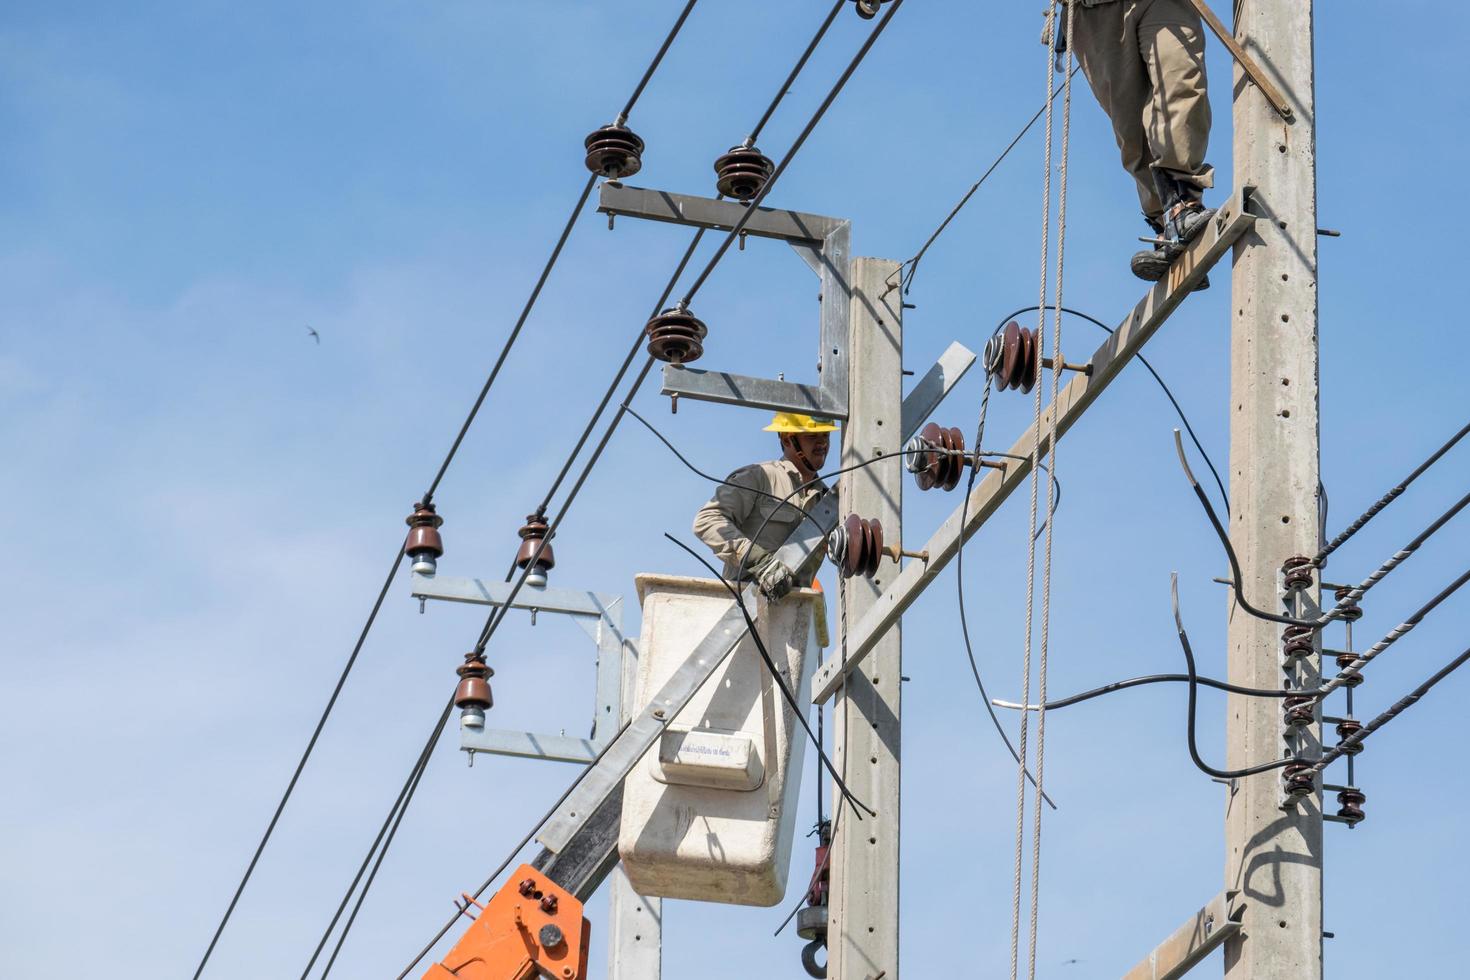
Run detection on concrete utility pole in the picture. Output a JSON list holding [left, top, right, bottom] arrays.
[[828, 258, 903, 980], [1224, 0, 1323, 976]]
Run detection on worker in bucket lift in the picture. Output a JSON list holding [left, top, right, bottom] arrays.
[[1045, 0, 1216, 285], [693, 412, 837, 602]]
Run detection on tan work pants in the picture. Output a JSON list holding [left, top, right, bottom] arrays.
[[1070, 0, 1214, 220]]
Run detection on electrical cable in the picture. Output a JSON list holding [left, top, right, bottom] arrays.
[[477, 1, 905, 654], [957, 372, 1058, 810], [1170, 575, 1305, 779], [992, 674, 1320, 712], [190, 6, 704, 972], [1315, 419, 1469, 566], [393, 720, 632, 980], [902, 67, 1079, 296], [992, 303, 1228, 514], [1311, 641, 1470, 774], [321, 3, 877, 971], [188, 546, 404, 980], [532, 0, 848, 517], [1178, 427, 1470, 628], [675, 0, 906, 307], [663, 533, 875, 817], [1318, 564, 1470, 698], [299, 696, 453, 979], [624, 405, 826, 535], [318, 712, 438, 979]]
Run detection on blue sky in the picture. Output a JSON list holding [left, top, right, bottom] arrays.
[[3, 2, 1466, 977]]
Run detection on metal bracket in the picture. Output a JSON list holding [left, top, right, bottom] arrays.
[[598, 182, 851, 419], [410, 573, 628, 764]]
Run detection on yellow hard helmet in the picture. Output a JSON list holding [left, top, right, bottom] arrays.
[[763, 412, 839, 434]]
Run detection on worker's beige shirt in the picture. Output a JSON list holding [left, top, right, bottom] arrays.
[[692, 458, 829, 580]]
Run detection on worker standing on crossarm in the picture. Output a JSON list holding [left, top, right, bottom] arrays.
[[692, 413, 836, 601], [1047, 0, 1216, 283]]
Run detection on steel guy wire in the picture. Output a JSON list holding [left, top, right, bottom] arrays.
[[1011, 7, 1059, 973], [902, 65, 1080, 296], [1311, 641, 1470, 774], [1027, 15, 1076, 975], [1175, 430, 1470, 629], [189, 7, 703, 973], [663, 533, 874, 817], [1315, 418, 1469, 567], [479, 0, 903, 652], [394, 720, 633, 980], [533, 0, 849, 516]]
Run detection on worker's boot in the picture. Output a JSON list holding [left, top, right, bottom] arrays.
[[1133, 171, 1216, 291], [1130, 216, 1172, 283]]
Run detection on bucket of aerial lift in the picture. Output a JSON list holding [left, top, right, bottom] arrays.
[[618, 574, 829, 907]]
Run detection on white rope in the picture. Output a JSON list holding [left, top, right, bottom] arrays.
[[1009, 4, 1059, 976], [1026, 2, 1076, 974]]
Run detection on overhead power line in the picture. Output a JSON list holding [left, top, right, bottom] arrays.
[[189, 4, 703, 974], [1315, 418, 1470, 567], [320, 2, 899, 967]]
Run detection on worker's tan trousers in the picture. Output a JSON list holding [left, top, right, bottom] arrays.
[[1070, 0, 1214, 219]]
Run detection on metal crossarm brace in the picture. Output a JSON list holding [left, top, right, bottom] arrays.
[[812, 186, 1258, 703], [598, 182, 851, 419], [1122, 892, 1244, 980], [409, 576, 627, 764]]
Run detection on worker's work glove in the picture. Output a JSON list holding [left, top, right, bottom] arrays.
[[739, 541, 773, 579], [756, 557, 797, 602]]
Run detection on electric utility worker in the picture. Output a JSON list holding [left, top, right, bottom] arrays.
[[1047, 0, 1216, 284], [692, 413, 836, 602]]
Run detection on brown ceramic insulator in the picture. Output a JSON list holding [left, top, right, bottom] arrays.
[[515, 514, 556, 571], [645, 307, 708, 364], [985, 321, 1039, 393], [1281, 762, 1315, 799], [1332, 588, 1364, 621], [1335, 788, 1366, 824], [1335, 719, 1365, 755], [454, 653, 494, 711], [405, 501, 445, 559], [830, 514, 886, 579], [1281, 624, 1315, 660], [713, 145, 775, 201], [1334, 650, 1366, 686], [584, 124, 645, 179], [1282, 695, 1315, 729], [854, 0, 883, 18], [1281, 555, 1314, 590]]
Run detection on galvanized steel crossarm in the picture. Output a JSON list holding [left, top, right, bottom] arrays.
[[811, 187, 1258, 704]]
